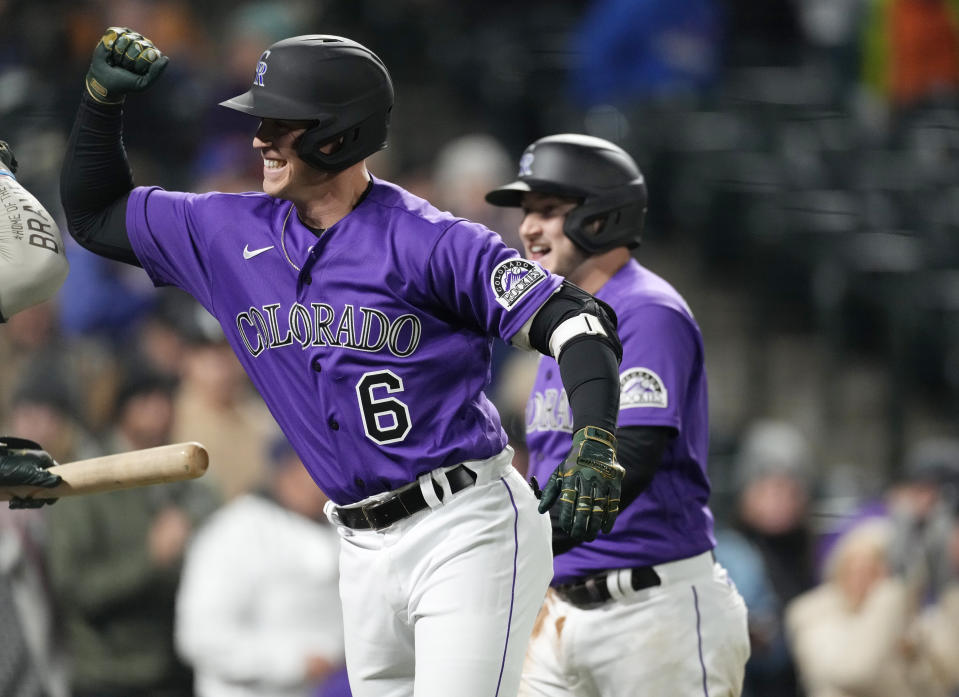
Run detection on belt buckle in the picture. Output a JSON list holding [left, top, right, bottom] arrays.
[[360, 503, 379, 530]]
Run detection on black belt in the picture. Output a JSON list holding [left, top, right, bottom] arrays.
[[335, 465, 477, 531], [554, 566, 662, 609]]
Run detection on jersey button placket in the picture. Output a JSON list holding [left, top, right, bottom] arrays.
[[329, 417, 339, 431], [311, 357, 322, 373], [297, 245, 321, 288]]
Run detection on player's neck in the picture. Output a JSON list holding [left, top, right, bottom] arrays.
[[295, 163, 371, 229], [568, 247, 630, 294]]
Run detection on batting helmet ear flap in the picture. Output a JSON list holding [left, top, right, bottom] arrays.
[[296, 107, 393, 172], [563, 182, 647, 255]]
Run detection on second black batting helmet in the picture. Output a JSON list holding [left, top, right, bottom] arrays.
[[485, 134, 647, 254], [220, 35, 394, 172]]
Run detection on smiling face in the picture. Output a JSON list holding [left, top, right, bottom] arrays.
[[253, 118, 333, 200], [519, 191, 588, 279]]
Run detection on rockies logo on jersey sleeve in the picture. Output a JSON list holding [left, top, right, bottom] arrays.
[[620, 367, 668, 409], [490, 258, 546, 310]]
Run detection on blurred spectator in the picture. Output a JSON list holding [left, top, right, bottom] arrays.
[[56, 237, 157, 342], [788, 437, 959, 697], [786, 512, 959, 697], [799, 0, 869, 52], [176, 435, 348, 697], [170, 306, 275, 502], [431, 133, 521, 247], [885, 437, 959, 598], [796, 0, 872, 99], [44, 367, 216, 697], [570, 0, 723, 106], [0, 504, 68, 697], [816, 436, 959, 592], [861, 0, 959, 110], [124, 290, 196, 385], [0, 302, 119, 437], [108, 369, 221, 521], [910, 502, 959, 694], [715, 419, 817, 697], [6, 367, 101, 466], [787, 518, 914, 697]]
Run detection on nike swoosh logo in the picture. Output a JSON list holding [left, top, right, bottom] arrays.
[[243, 244, 274, 260]]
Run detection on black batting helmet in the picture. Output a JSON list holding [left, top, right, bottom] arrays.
[[220, 35, 394, 172], [486, 134, 647, 254]]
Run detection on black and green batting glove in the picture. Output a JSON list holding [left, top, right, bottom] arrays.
[[538, 426, 625, 542], [85, 27, 169, 104], [0, 140, 17, 174], [0, 437, 61, 509]]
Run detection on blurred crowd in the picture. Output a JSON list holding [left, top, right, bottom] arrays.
[[709, 421, 959, 697], [2, 0, 959, 695]]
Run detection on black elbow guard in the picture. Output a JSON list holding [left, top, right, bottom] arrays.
[[529, 280, 622, 363]]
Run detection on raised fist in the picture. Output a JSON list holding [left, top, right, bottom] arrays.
[[85, 27, 169, 104]]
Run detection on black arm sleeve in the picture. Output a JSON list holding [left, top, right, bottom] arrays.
[[617, 425, 671, 508], [556, 339, 619, 433], [60, 91, 139, 266], [551, 424, 673, 555], [529, 281, 623, 434]]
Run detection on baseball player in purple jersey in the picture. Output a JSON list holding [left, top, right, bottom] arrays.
[[0, 139, 69, 510], [59, 29, 630, 697], [487, 135, 750, 697]]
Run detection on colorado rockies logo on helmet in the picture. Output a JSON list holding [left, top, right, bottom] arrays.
[[620, 367, 668, 408], [254, 50, 271, 86], [518, 150, 535, 177], [490, 258, 546, 310]]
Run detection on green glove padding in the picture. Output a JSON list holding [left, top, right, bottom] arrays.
[[85, 26, 169, 104], [537, 426, 625, 542]]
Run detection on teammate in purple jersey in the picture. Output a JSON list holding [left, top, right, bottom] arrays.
[[60, 28, 630, 697], [488, 135, 750, 697]]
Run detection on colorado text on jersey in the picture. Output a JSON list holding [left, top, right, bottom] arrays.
[[234, 301, 422, 358]]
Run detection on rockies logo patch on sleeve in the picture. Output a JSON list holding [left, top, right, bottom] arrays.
[[490, 258, 546, 310], [620, 367, 668, 408]]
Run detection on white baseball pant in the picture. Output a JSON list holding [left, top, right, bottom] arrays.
[[327, 447, 553, 697], [520, 552, 750, 697]]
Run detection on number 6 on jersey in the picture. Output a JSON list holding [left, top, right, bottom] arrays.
[[356, 370, 412, 444]]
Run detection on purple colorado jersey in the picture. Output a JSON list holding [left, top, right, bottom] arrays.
[[126, 176, 562, 504], [526, 259, 715, 584]]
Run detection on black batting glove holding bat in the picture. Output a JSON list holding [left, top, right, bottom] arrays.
[[537, 426, 624, 542], [0, 437, 61, 509], [85, 27, 168, 104], [0, 140, 18, 174]]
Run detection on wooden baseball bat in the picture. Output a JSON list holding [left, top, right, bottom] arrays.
[[0, 442, 209, 502]]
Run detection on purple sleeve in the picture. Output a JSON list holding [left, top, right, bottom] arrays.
[[426, 220, 562, 342], [616, 304, 700, 431], [125, 186, 214, 310]]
